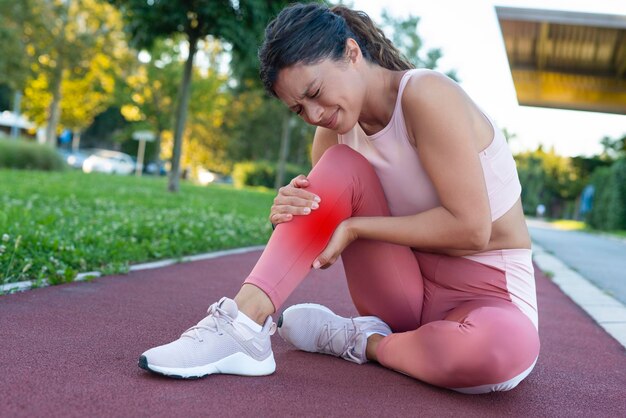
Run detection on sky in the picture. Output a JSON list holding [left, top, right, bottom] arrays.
[[351, 0, 626, 157]]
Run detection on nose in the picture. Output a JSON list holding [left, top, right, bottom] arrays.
[[304, 102, 324, 125]]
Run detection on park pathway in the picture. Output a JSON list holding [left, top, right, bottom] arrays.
[[528, 218, 626, 304]]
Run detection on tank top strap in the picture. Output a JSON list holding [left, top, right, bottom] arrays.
[[393, 69, 421, 119]]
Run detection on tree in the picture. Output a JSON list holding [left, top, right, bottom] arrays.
[[600, 134, 626, 160], [19, 0, 127, 146], [515, 146, 584, 218], [60, 53, 120, 150], [117, 38, 183, 160], [110, 0, 293, 192], [164, 63, 232, 176], [0, 0, 33, 91], [0, 0, 48, 136]]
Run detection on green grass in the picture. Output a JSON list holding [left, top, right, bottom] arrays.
[[547, 218, 626, 239], [0, 169, 274, 288], [550, 219, 586, 231]]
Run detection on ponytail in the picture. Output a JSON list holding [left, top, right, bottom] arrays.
[[259, 3, 413, 96], [330, 6, 414, 72]]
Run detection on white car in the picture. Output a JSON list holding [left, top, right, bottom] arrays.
[[82, 150, 135, 175]]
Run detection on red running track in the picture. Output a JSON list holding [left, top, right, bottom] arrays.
[[1, 250, 624, 417]]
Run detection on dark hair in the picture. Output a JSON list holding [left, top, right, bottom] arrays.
[[258, 3, 414, 96]]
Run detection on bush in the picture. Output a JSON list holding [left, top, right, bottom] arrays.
[[232, 160, 310, 189], [0, 138, 65, 171], [587, 159, 626, 230], [607, 159, 626, 230]]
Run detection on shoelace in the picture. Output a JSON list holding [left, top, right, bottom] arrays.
[[317, 318, 361, 362], [182, 302, 231, 342]]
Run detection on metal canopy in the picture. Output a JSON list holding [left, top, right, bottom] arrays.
[[495, 6, 626, 115]]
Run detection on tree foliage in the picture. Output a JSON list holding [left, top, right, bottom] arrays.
[[0, 0, 36, 91], [587, 159, 626, 230], [116, 38, 183, 157], [515, 146, 586, 218], [19, 0, 127, 145], [380, 10, 458, 81]]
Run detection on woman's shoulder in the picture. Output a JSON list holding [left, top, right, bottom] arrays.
[[399, 69, 476, 143], [401, 69, 463, 106], [401, 69, 472, 126]]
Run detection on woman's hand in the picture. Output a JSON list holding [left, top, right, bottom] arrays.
[[270, 174, 321, 225], [313, 220, 358, 269]]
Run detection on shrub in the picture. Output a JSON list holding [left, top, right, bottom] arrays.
[[0, 138, 65, 171], [232, 160, 310, 189], [607, 159, 626, 230], [587, 159, 626, 230], [587, 167, 611, 229]]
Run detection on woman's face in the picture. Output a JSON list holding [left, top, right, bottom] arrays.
[[273, 46, 365, 134]]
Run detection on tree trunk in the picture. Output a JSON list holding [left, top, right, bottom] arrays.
[[275, 111, 292, 190], [45, 0, 69, 147], [10, 91, 22, 138], [71, 130, 81, 152], [168, 36, 198, 193], [45, 60, 63, 146], [155, 130, 162, 162]]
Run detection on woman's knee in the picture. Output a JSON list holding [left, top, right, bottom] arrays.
[[455, 305, 540, 383], [315, 144, 375, 176]]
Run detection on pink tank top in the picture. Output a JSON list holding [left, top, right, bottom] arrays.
[[338, 69, 521, 221]]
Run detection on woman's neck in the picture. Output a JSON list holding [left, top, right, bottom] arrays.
[[358, 67, 407, 135]]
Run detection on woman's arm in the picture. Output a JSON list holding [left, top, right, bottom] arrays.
[[311, 126, 339, 166], [347, 71, 492, 253]]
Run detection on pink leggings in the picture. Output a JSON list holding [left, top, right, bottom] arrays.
[[245, 144, 540, 393]]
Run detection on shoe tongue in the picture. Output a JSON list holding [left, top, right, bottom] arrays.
[[217, 297, 239, 319], [193, 297, 239, 330]]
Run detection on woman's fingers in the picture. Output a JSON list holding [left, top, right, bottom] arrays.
[[270, 213, 293, 225], [290, 174, 310, 188], [273, 201, 317, 216], [278, 185, 320, 203], [270, 175, 321, 225], [274, 194, 320, 209], [275, 186, 321, 212]]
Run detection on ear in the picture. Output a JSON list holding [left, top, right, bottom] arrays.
[[345, 38, 362, 64]]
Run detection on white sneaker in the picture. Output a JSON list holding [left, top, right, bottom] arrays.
[[139, 297, 276, 378], [277, 303, 391, 364]]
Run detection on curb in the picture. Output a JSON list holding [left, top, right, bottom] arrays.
[[0, 245, 265, 294], [532, 242, 626, 349]]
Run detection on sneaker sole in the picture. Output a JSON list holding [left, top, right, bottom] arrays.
[[138, 352, 276, 379]]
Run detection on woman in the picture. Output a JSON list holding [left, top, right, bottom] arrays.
[[139, 3, 540, 394]]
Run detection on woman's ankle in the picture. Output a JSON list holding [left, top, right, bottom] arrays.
[[234, 284, 275, 326], [366, 333, 384, 362]]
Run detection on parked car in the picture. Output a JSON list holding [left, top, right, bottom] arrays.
[[57, 149, 92, 169], [82, 149, 135, 175]]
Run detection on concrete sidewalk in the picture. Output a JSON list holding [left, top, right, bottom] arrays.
[[1, 249, 625, 417], [532, 242, 626, 349]]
